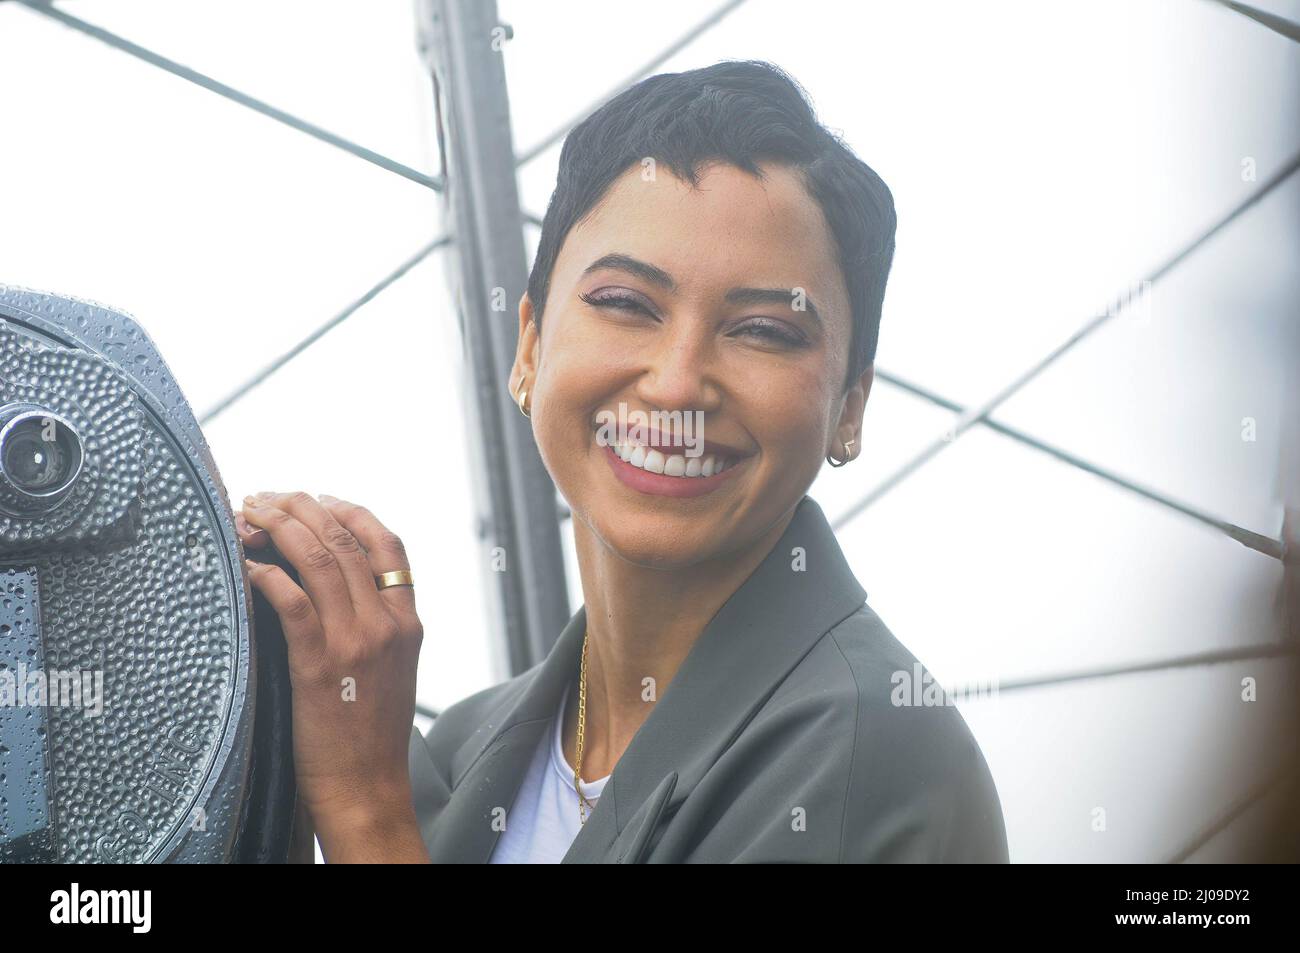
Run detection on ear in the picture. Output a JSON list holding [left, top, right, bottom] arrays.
[[830, 364, 874, 458], [509, 292, 541, 400]]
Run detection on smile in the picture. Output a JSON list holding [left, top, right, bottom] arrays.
[[596, 432, 747, 498]]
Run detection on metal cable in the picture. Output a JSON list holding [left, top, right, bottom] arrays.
[[514, 0, 750, 167], [1167, 760, 1300, 863], [833, 148, 1300, 532], [199, 234, 452, 424], [18, 0, 444, 191], [1209, 0, 1300, 43], [949, 641, 1298, 698], [876, 369, 1284, 560]]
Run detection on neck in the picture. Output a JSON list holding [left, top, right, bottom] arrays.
[[563, 502, 799, 780]]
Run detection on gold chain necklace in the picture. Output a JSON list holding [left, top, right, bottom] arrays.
[[574, 626, 597, 825]]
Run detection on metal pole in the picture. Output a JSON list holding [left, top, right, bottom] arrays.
[[416, 0, 570, 676]]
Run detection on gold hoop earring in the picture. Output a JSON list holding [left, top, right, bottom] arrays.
[[514, 376, 531, 418], [826, 436, 855, 468]]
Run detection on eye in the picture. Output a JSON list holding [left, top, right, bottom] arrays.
[[731, 319, 808, 348], [579, 290, 654, 317]]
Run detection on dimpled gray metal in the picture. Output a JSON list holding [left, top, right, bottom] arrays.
[[36, 424, 235, 861], [0, 286, 252, 863], [0, 321, 144, 546], [0, 567, 54, 861]]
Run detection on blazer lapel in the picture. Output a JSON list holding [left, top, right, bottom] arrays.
[[564, 495, 868, 862], [560, 768, 678, 864], [424, 607, 588, 863]]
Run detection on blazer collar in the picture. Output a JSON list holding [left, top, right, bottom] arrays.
[[427, 609, 589, 863], [438, 495, 866, 863]]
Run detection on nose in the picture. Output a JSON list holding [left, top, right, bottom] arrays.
[[633, 319, 721, 414]]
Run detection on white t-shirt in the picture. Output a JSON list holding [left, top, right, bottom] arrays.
[[489, 683, 611, 864]]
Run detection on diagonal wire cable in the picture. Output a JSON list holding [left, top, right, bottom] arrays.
[[1167, 759, 1300, 863], [199, 234, 452, 424], [948, 641, 1299, 698], [948, 636, 1300, 862], [514, 0, 750, 167], [833, 148, 1300, 533], [1209, 0, 1300, 42], [17, 0, 443, 191], [875, 369, 1285, 560]]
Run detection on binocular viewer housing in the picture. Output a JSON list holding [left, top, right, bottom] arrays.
[[0, 287, 294, 864]]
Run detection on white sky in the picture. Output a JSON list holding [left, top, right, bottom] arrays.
[[1, 0, 1297, 862]]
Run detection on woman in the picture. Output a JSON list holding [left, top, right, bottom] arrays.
[[237, 60, 1008, 863]]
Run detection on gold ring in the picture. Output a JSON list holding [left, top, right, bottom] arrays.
[[375, 570, 415, 590]]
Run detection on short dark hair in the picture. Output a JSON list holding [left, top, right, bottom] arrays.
[[526, 59, 897, 390]]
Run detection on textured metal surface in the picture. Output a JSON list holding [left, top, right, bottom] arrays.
[[0, 567, 54, 862], [0, 286, 254, 863], [0, 321, 143, 547]]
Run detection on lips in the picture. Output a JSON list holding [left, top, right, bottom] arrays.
[[596, 428, 750, 498]]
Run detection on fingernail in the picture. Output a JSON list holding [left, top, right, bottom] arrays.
[[319, 494, 339, 503], [236, 513, 266, 535], [243, 495, 259, 507]]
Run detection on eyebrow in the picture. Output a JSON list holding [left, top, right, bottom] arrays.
[[724, 287, 821, 324], [581, 252, 821, 322], [582, 253, 677, 291]]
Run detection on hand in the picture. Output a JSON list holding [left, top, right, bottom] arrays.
[[236, 491, 429, 862]]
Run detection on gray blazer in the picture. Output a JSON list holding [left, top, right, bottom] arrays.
[[408, 496, 1009, 863]]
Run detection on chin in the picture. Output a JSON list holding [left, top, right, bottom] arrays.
[[592, 517, 723, 570]]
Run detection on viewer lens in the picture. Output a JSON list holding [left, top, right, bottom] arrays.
[[0, 412, 84, 499]]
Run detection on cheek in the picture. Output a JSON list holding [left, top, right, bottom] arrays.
[[529, 321, 620, 453], [747, 363, 838, 458]]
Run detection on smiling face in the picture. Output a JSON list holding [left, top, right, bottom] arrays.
[[514, 159, 871, 570]]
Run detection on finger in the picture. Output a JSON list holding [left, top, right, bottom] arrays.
[[235, 512, 270, 548], [258, 491, 386, 614], [319, 495, 416, 617], [244, 559, 325, 671], [241, 493, 358, 625]]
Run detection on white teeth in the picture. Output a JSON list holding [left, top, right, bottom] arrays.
[[604, 435, 736, 479]]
